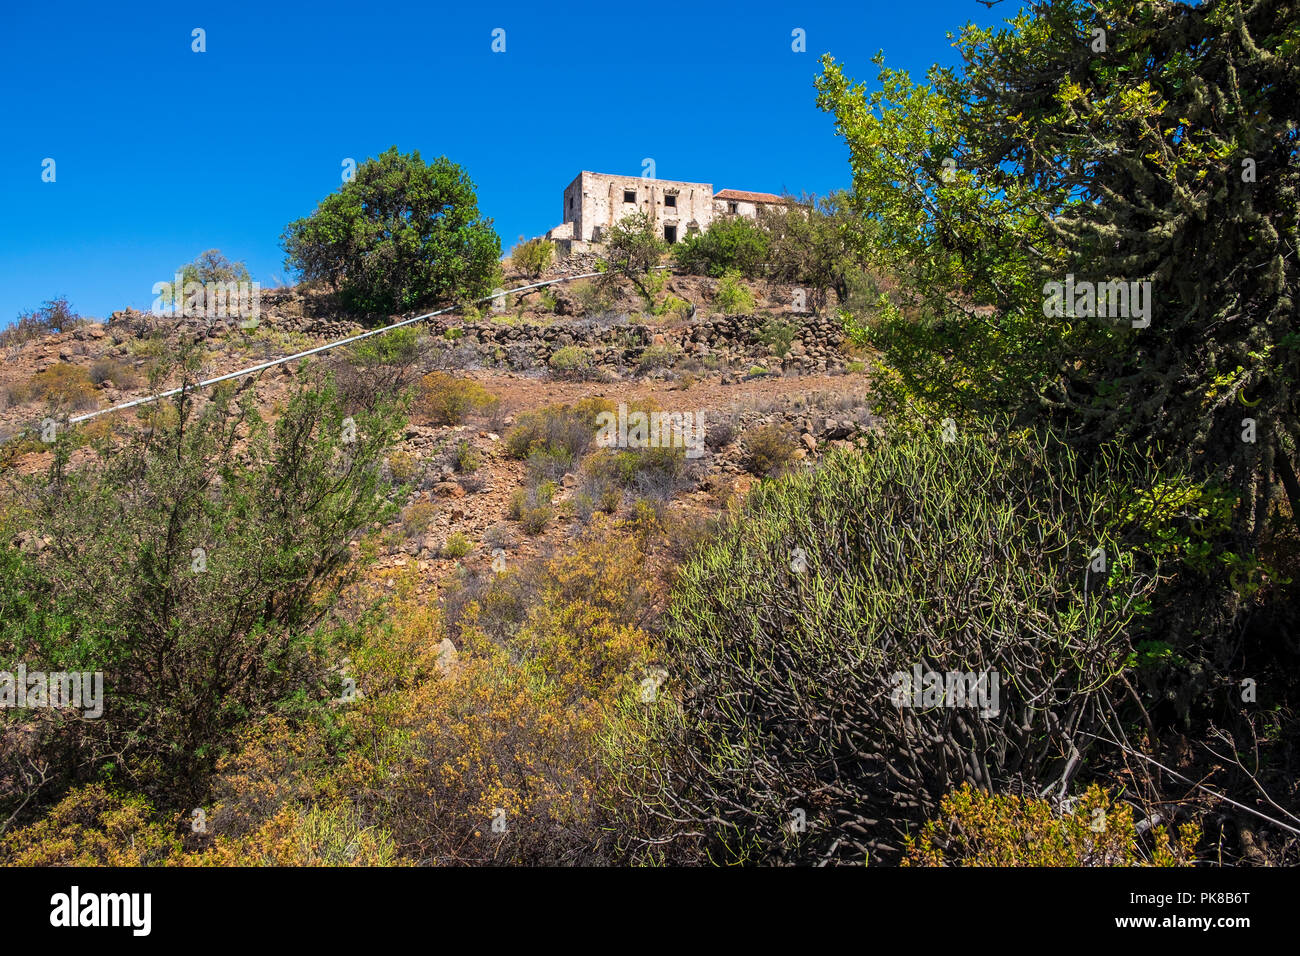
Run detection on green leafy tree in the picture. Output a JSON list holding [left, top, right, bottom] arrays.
[[161, 250, 253, 314], [814, 5, 1300, 842], [761, 193, 872, 314], [815, 0, 1300, 539], [281, 147, 501, 316], [598, 213, 665, 303], [176, 249, 252, 289]]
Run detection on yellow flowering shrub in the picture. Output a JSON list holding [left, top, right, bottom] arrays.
[[0, 784, 181, 866], [903, 783, 1200, 867]]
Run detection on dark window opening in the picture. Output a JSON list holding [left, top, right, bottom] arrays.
[[728, 201, 738, 214], [664, 225, 677, 244], [624, 190, 637, 203], [664, 194, 677, 208]]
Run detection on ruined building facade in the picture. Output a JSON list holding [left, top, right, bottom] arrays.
[[547, 171, 785, 251]]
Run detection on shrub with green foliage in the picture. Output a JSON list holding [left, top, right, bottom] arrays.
[[758, 315, 799, 358], [582, 445, 688, 501], [385, 449, 420, 486], [526, 446, 575, 483], [573, 472, 624, 519], [742, 423, 798, 476], [401, 500, 439, 536], [88, 358, 142, 389], [452, 440, 481, 473], [442, 532, 472, 560], [0, 359, 404, 816], [414, 372, 498, 425], [510, 236, 555, 278], [548, 345, 596, 380], [332, 325, 424, 409], [281, 147, 500, 316], [650, 294, 692, 321], [509, 481, 557, 535], [636, 344, 680, 374], [571, 281, 614, 317], [0, 785, 182, 866], [503, 399, 614, 462], [672, 216, 771, 278], [18, 363, 98, 411], [339, 523, 651, 865], [711, 270, 756, 316], [609, 429, 1165, 864], [347, 326, 421, 369]]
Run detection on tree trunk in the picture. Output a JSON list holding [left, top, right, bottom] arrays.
[[1275, 448, 1300, 537]]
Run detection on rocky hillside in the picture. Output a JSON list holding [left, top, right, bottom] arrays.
[[1, 264, 874, 604]]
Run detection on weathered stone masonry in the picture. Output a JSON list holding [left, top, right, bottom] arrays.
[[428, 312, 848, 375], [548, 172, 786, 251]]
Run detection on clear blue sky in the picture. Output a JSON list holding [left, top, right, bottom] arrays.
[[0, 0, 1022, 323]]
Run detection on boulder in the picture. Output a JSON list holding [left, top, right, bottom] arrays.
[[432, 481, 465, 498], [435, 638, 459, 676]]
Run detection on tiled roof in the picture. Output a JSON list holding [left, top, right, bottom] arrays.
[[714, 189, 785, 203]]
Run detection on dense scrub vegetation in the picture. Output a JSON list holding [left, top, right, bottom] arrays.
[[807, 0, 1298, 863], [1, 348, 404, 827], [816, 0, 1300, 541], [607, 431, 1172, 863], [1, 520, 656, 866]]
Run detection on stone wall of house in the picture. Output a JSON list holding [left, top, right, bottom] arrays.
[[565, 171, 714, 243], [714, 198, 761, 219], [713, 197, 787, 221]]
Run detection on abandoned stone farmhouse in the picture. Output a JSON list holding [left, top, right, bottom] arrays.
[[546, 171, 786, 252]]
